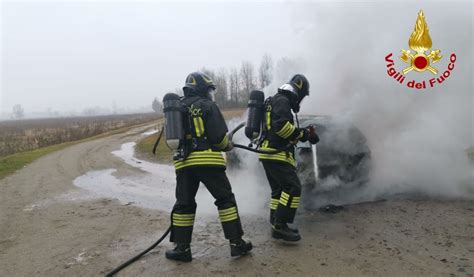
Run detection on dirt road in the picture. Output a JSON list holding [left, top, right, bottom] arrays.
[[0, 124, 472, 276]]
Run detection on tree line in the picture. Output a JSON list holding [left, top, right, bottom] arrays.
[[153, 54, 285, 112]]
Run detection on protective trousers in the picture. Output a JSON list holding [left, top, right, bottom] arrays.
[[262, 161, 302, 225], [170, 167, 244, 244]]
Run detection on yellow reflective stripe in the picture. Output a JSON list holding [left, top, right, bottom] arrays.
[[174, 150, 226, 170], [218, 207, 237, 216], [258, 143, 296, 167], [279, 198, 288, 206], [173, 220, 194, 225], [270, 198, 279, 209], [266, 111, 271, 130], [172, 213, 195, 227], [173, 214, 195, 219], [259, 156, 296, 167], [214, 135, 229, 150], [193, 117, 205, 137], [259, 154, 295, 163], [198, 117, 205, 135], [279, 192, 290, 206], [280, 192, 290, 206], [220, 214, 239, 222], [186, 151, 223, 157], [175, 159, 226, 165], [173, 222, 194, 227], [290, 197, 300, 209], [172, 218, 194, 222], [218, 207, 239, 222], [175, 160, 226, 170], [193, 117, 201, 137], [275, 122, 291, 137], [276, 122, 296, 139]]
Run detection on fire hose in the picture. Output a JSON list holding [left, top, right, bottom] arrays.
[[229, 122, 294, 154], [105, 226, 171, 276], [105, 122, 290, 276]]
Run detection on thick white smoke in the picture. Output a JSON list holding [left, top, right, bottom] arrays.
[[288, 3, 474, 199]]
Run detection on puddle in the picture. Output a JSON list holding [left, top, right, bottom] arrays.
[[73, 140, 237, 214]]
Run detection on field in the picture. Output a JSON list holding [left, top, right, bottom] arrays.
[[0, 113, 161, 157], [0, 113, 161, 179]]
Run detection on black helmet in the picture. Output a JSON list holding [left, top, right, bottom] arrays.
[[278, 74, 310, 113], [183, 72, 216, 97], [289, 74, 310, 99]]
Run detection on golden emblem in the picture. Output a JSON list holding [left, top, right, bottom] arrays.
[[400, 10, 442, 74]]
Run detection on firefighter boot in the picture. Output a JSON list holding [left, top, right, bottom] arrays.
[[230, 238, 253, 257], [165, 243, 192, 262], [270, 210, 299, 233], [272, 223, 301, 241], [288, 224, 300, 234]]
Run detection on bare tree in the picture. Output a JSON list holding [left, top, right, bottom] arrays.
[[259, 54, 273, 88], [228, 67, 240, 106], [152, 98, 163, 113], [213, 68, 229, 107], [12, 104, 24, 119], [239, 61, 256, 103]]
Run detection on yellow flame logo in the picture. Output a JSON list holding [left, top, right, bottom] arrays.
[[400, 10, 442, 75], [408, 10, 432, 52]]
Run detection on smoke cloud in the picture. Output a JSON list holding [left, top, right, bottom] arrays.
[[288, 2, 473, 200]]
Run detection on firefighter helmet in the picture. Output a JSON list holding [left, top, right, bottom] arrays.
[[183, 72, 216, 97], [278, 74, 310, 113], [289, 74, 310, 100]]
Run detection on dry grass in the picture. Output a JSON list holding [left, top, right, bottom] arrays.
[[0, 113, 161, 157], [0, 114, 162, 179]]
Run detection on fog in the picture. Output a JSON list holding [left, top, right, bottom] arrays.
[[2, 1, 473, 202], [1, 1, 297, 116]]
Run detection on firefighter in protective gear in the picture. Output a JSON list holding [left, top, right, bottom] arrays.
[[259, 74, 316, 242], [165, 72, 252, 262]]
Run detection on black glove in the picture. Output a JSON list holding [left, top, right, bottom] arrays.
[[298, 128, 309, 142], [307, 125, 319, 144]]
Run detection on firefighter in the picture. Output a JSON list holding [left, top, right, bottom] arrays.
[[259, 74, 319, 241], [165, 72, 252, 262]]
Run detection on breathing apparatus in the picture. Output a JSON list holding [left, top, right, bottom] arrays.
[[105, 75, 312, 276]]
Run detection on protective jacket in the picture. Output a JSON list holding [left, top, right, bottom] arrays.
[[259, 92, 303, 167], [174, 94, 230, 171]]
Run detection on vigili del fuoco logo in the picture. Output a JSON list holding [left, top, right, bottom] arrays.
[[385, 10, 457, 90]]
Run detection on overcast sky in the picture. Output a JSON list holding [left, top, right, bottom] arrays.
[[1, 1, 472, 116], [1, 1, 304, 114]]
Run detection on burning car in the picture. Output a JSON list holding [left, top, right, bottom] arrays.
[[228, 115, 372, 209]]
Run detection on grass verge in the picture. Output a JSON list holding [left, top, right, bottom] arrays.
[[0, 119, 161, 180]]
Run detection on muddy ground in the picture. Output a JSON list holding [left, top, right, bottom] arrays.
[[0, 124, 473, 276]]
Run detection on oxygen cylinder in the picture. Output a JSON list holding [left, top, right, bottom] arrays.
[[162, 93, 184, 150], [245, 90, 265, 140]]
